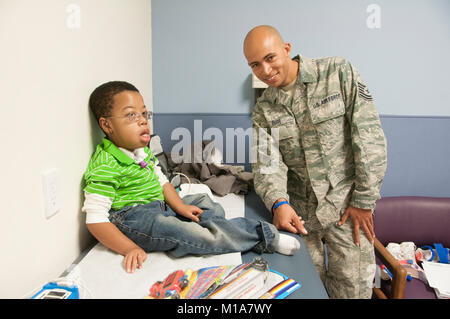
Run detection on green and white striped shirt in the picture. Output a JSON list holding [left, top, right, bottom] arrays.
[[84, 138, 165, 211]]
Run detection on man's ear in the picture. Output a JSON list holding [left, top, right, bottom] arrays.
[[283, 42, 292, 56], [99, 117, 112, 135]]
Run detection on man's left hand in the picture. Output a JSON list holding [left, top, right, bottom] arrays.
[[337, 205, 375, 246]]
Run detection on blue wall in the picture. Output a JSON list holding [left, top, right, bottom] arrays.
[[154, 114, 450, 198], [379, 115, 450, 197], [152, 0, 450, 116], [151, 0, 450, 198]]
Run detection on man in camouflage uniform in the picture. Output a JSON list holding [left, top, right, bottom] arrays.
[[243, 25, 387, 299]]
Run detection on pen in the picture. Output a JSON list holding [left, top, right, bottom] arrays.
[[222, 263, 251, 285], [381, 265, 412, 281], [381, 265, 393, 280]]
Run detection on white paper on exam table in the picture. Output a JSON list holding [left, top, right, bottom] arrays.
[[74, 184, 244, 299], [421, 261, 450, 298]]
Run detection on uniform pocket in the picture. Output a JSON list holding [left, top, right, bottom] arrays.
[[309, 95, 345, 125], [309, 97, 346, 156], [271, 116, 296, 140], [308, 95, 351, 188], [274, 123, 302, 167], [278, 124, 296, 140]]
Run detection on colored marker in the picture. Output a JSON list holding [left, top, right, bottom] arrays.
[[381, 265, 412, 281], [381, 265, 393, 280], [273, 281, 297, 298], [275, 282, 301, 299]]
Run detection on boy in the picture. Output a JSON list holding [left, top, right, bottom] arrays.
[[83, 81, 301, 273]]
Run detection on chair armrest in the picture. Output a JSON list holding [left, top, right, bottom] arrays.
[[373, 238, 407, 299]]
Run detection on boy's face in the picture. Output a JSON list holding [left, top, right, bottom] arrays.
[[99, 90, 150, 151]]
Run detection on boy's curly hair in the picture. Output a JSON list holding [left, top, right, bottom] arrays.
[[89, 81, 139, 121]]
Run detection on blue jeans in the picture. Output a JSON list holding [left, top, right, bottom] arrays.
[[108, 193, 279, 257]]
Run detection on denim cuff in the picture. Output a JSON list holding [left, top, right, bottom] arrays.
[[252, 221, 279, 254]]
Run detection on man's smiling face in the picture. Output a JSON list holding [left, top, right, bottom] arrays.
[[244, 27, 294, 88]]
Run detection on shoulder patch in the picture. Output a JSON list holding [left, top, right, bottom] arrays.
[[357, 81, 373, 101]]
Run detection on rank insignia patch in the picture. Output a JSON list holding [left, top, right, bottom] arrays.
[[357, 81, 373, 101]]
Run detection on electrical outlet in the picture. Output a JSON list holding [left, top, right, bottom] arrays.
[[42, 168, 60, 219]]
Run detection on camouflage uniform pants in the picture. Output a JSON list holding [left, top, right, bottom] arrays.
[[303, 212, 375, 299]]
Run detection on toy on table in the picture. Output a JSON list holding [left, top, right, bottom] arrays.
[[30, 282, 79, 299], [146, 257, 302, 299], [179, 269, 195, 299], [149, 269, 190, 299]]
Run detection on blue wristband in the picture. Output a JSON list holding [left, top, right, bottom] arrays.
[[273, 201, 289, 212]]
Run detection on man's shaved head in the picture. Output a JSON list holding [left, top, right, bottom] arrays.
[[243, 25, 298, 88], [243, 25, 284, 54]]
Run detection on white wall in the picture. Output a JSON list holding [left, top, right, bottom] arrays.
[[0, 0, 153, 298]]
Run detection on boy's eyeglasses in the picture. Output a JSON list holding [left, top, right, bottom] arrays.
[[105, 111, 153, 123]]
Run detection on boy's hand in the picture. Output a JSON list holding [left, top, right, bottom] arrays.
[[123, 247, 147, 273], [177, 204, 203, 222]]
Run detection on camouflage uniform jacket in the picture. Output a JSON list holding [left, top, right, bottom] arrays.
[[251, 55, 387, 228]]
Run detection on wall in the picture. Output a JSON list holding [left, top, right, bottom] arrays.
[[379, 115, 450, 197], [152, 0, 450, 116], [0, 0, 153, 298], [152, 0, 450, 198], [154, 114, 450, 198]]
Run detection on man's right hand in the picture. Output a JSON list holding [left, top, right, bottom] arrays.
[[273, 203, 308, 235]]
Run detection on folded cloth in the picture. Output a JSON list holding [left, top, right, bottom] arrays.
[[168, 141, 253, 196]]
